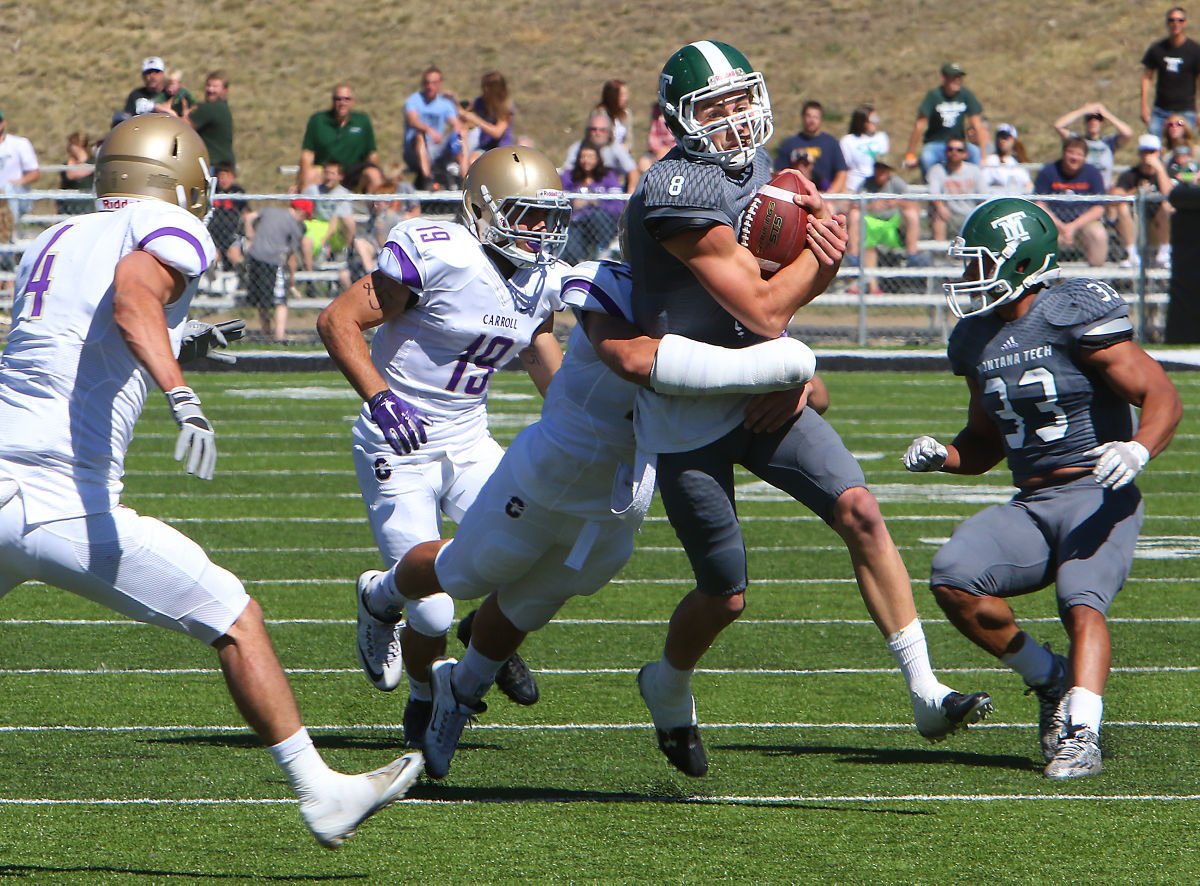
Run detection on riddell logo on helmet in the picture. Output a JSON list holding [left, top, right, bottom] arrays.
[[535, 189, 563, 199], [98, 196, 138, 210]]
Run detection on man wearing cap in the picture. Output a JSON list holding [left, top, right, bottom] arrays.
[[846, 157, 927, 290], [1053, 102, 1134, 188], [1112, 133, 1176, 269], [903, 62, 989, 178], [124, 57, 168, 116], [1141, 6, 1200, 135]]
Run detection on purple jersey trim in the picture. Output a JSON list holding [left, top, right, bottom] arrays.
[[564, 278, 623, 317], [138, 226, 209, 274], [384, 241, 423, 290]]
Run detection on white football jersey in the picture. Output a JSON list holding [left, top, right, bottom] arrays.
[[0, 201, 214, 523], [504, 260, 640, 517], [353, 218, 566, 457]]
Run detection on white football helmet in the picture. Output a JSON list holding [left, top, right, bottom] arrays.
[[461, 146, 570, 267]]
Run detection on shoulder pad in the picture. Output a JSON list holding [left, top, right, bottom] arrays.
[[1041, 278, 1129, 328], [640, 157, 729, 212], [562, 259, 633, 321], [130, 203, 215, 278]]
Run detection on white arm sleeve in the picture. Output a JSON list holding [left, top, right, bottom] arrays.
[[649, 334, 816, 396]]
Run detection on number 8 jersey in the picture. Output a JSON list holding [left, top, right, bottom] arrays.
[[356, 218, 566, 456], [947, 278, 1136, 486]]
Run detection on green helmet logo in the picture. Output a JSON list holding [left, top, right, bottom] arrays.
[[658, 40, 773, 170], [944, 197, 1061, 318]]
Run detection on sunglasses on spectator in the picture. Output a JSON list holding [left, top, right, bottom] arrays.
[[946, 146, 967, 153], [333, 95, 353, 102], [1167, 120, 1186, 127], [1168, 15, 1186, 22]]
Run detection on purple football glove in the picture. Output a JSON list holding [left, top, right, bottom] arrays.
[[368, 390, 429, 455]]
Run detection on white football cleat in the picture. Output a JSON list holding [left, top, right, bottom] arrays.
[[1044, 723, 1102, 780], [424, 657, 486, 780], [356, 570, 404, 692], [300, 751, 424, 849]]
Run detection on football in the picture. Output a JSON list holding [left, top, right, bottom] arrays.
[[738, 169, 810, 277]]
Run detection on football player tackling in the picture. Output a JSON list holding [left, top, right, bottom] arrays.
[[904, 197, 1181, 778], [0, 115, 421, 847], [318, 146, 569, 746], [613, 40, 993, 776]]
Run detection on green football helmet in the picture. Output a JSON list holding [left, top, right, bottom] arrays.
[[944, 197, 1061, 318], [658, 40, 773, 170]]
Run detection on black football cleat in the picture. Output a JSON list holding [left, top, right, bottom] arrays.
[[655, 724, 709, 778], [457, 608, 540, 706], [916, 689, 994, 742]]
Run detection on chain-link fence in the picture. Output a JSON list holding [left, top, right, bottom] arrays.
[[0, 188, 1171, 344]]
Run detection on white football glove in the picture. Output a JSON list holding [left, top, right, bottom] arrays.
[[166, 386, 217, 480], [1087, 440, 1149, 490], [177, 318, 247, 365], [903, 435, 948, 472]]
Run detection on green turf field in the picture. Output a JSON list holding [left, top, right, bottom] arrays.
[[1, 369, 1197, 884]]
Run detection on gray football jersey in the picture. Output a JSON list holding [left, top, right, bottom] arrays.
[[626, 147, 774, 453], [947, 278, 1135, 485]]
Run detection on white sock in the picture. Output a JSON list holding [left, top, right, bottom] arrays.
[[1064, 687, 1104, 733], [1126, 244, 1139, 259], [452, 645, 503, 705], [365, 565, 406, 622], [407, 677, 432, 702], [268, 728, 333, 800], [646, 656, 696, 728], [886, 619, 941, 701], [1001, 632, 1056, 687]]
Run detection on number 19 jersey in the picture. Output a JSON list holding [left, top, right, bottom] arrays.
[[355, 219, 566, 456]]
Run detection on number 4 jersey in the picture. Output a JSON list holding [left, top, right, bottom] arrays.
[[356, 218, 566, 456], [947, 278, 1135, 486]]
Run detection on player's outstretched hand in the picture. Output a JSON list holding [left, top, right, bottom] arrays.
[[1087, 440, 1149, 490], [369, 390, 429, 455], [166, 386, 217, 480], [178, 318, 247, 365], [806, 214, 847, 266], [903, 435, 947, 472]]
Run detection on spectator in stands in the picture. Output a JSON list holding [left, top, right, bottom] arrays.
[[1053, 102, 1133, 188], [1162, 112, 1195, 155], [903, 63, 989, 177], [1141, 6, 1200, 135], [299, 84, 383, 193], [1169, 142, 1199, 181], [161, 69, 195, 117], [1034, 136, 1109, 267], [927, 137, 983, 239], [403, 67, 465, 190], [846, 158, 927, 292], [1112, 133, 1176, 269], [564, 113, 639, 192], [183, 71, 236, 169], [457, 70, 515, 164], [124, 56, 167, 116], [560, 142, 624, 265], [774, 100, 848, 192], [0, 111, 40, 221], [593, 79, 633, 151], [840, 104, 889, 193], [638, 102, 674, 173], [349, 183, 422, 284], [243, 199, 308, 343], [303, 160, 357, 264], [209, 161, 249, 271], [981, 123, 1033, 194], [57, 130, 94, 216]]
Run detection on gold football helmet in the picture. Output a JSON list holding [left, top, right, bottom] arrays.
[[461, 146, 570, 267], [94, 113, 214, 220]]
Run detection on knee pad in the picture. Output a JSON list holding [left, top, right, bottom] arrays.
[[405, 591, 455, 638]]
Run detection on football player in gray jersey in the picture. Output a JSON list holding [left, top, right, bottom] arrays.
[[905, 197, 1182, 779], [608, 40, 993, 778]]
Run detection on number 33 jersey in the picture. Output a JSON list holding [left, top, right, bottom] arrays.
[[947, 278, 1135, 486], [359, 218, 566, 455]]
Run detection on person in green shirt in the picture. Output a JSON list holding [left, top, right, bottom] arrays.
[[902, 62, 989, 179], [186, 71, 235, 169], [298, 84, 383, 193]]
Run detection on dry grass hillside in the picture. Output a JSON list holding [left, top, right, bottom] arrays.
[[0, 1, 1168, 191]]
